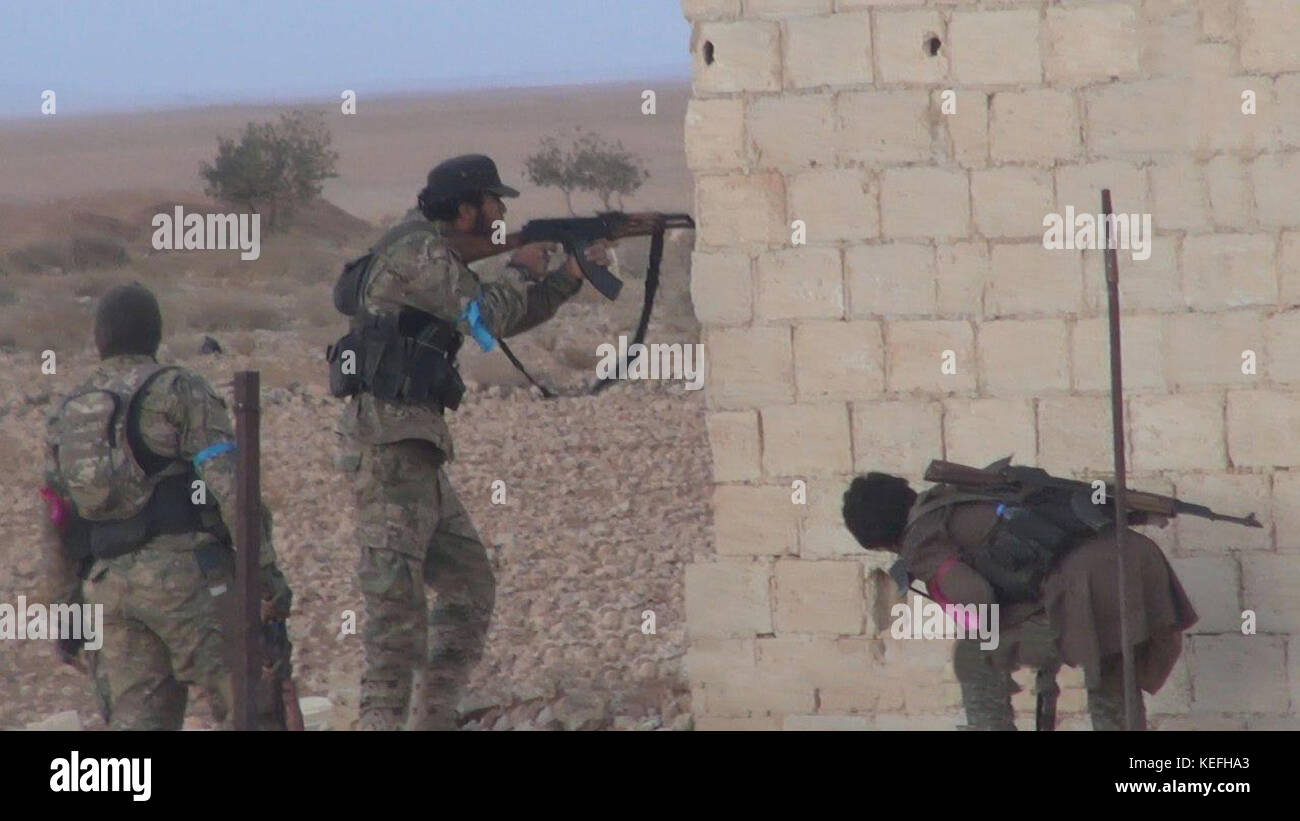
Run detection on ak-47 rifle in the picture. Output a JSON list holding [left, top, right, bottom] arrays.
[[444, 212, 696, 300], [516, 212, 695, 300], [922, 458, 1263, 529], [446, 211, 696, 398]]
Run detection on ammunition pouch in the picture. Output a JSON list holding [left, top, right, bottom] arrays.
[[333, 253, 373, 316], [912, 485, 1099, 604], [326, 308, 465, 410], [966, 495, 1092, 603], [86, 473, 229, 560]]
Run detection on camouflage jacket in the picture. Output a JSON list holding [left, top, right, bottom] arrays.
[[337, 211, 582, 459], [42, 355, 277, 603]]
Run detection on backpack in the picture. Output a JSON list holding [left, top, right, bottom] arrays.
[[905, 483, 1100, 603], [52, 364, 180, 522]]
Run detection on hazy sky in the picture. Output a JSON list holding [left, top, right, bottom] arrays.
[[0, 0, 692, 118]]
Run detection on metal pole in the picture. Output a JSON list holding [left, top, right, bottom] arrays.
[[1102, 190, 1139, 731], [233, 371, 261, 731]]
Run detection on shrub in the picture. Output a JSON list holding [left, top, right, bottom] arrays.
[[200, 110, 339, 231]]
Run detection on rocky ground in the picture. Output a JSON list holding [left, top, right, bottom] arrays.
[[0, 324, 710, 730]]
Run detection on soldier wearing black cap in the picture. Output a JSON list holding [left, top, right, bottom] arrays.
[[336, 154, 608, 730]]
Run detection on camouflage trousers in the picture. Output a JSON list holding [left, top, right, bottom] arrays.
[[350, 439, 496, 731], [82, 543, 292, 730], [953, 612, 1145, 731]]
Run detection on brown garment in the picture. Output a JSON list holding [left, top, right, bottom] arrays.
[[901, 496, 1197, 692], [1043, 529, 1196, 692]]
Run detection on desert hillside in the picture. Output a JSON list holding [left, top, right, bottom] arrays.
[[0, 84, 708, 730]]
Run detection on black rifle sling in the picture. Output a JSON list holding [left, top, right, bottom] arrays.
[[496, 226, 666, 399], [496, 336, 555, 398], [591, 227, 663, 395]]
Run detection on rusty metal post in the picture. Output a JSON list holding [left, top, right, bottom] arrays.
[[1101, 190, 1139, 731], [232, 371, 261, 731]]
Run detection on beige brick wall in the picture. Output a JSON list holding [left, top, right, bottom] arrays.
[[683, 0, 1298, 730]]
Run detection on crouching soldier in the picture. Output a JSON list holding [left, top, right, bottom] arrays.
[[842, 466, 1203, 730]]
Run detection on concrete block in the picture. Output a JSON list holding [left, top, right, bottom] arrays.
[[773, 559, 866, 634], [885, 320, 976, 393], [978, 319, 1071, 395], [756, 246, 844, 320], [1130, 394, 1227, 472], [851, 399, 942, 474], [761, 403, 854, 478], [685, 559, 773, 638], [879, 166, 970, 241], [1227, 391, 1300, 467], [694, 20, 782, 93], [690, 251, 752, 326], [950, 9, 1042, 85], [685, 97, 746, 171], [706, 325, 793, 409], [845, 243, 937, 317], [714, 485, 801, 556], [874, 9, 947, 84], [793, 320, 885, 401], [788, 167, 880, 242], [991, 89, 1081, 163], [784, 12, 873, 88], [942, 397, 1037, 467], [707, 410, 762, 482]]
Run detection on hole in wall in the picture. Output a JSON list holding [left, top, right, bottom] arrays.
[[924, 34, 942, 57], [703, 40, 715, 65]]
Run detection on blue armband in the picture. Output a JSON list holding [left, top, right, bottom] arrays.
[[458, 299, 497, 352], [193, 441, 236, 467]]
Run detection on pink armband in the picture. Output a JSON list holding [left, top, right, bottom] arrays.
[[39, 486, 68, 529], [930, 557, 979, 632]]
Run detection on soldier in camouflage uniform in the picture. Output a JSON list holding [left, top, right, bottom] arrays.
[[842, 472, 1196, 731], [335, 154, 606, 731], [40, 283, 293, 730]]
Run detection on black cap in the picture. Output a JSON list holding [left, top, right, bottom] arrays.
[[95, 282, 162, 359], [422, 154, 520, 202]]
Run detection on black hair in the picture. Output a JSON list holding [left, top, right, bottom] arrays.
[[416, 188, 485, 223], [94, 282, 162, 358], [842, 472, 917, 551]]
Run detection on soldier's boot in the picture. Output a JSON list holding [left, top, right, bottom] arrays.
[[953, 637, 1017, 730], [411, 479, 496, 731], [1088, 653, 1147, 730], [358, 548, 428, 731], [1034, 663, 1061, 730]]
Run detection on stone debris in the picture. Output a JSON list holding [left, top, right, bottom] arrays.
[[0, 324, 706, 731], [298, 696, 334, 731], [25, 710, 82, 731]]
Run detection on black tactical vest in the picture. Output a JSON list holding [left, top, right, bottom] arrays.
[[325, 229, 466, 410]]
